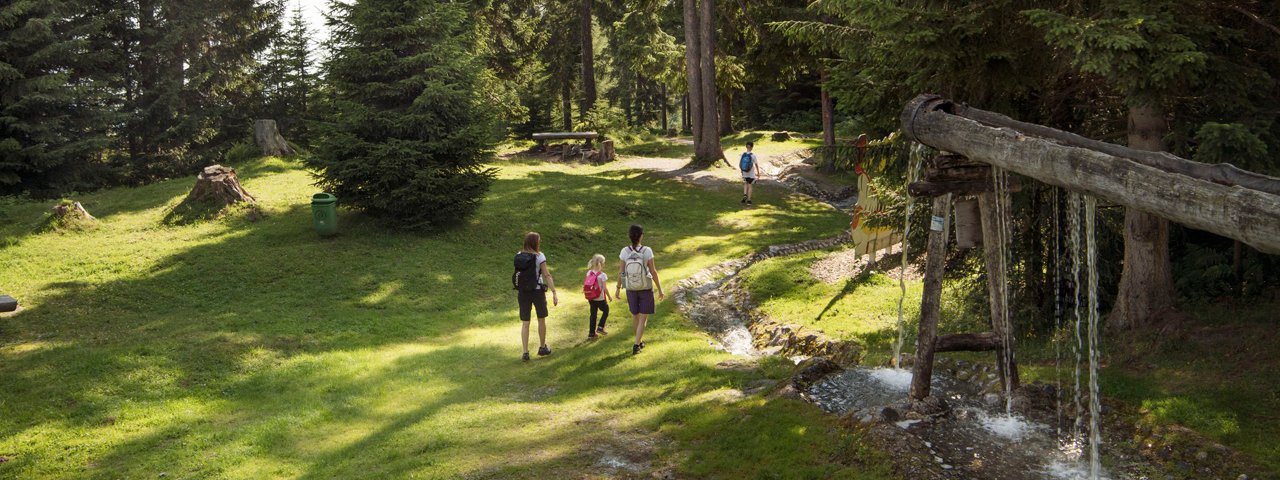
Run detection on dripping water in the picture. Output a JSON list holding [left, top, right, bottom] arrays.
[[892, 143, 927, 368], [1085, 195, 1103, 479]]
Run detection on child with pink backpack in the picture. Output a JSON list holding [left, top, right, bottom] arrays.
[[582, 254, 613, 339]]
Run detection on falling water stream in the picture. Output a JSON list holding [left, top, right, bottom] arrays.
[[1085, 195, 1103, 479], [892, 143, 928, 368]]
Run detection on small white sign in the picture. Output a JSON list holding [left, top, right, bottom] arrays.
[[930, 215, 945, 232]]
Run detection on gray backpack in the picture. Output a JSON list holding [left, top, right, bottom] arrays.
[[622, 246, 652, 291]]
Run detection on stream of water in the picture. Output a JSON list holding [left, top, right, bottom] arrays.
[[893, 143, 928, 368]]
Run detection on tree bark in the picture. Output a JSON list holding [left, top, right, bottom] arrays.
[[254, 119, 296, 157], [911, 194, 951, 401], [719, 93, 733, 135], [1108, 104, 1177, 331], [695, 0, 724, 165], [562, 81, 573, 131], [682, 0, 703, 144], [183, 165, 256, 205], [580, 0, 596, 120], [821, 67, 835, 148], [661, 84, 669, 132]]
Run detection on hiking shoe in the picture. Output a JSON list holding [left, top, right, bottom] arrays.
[[632, 344, 641, 355], [746, 200, 753, 206], [740, 196, 747, 204], [537, 345, 552, 356], [588, 333, 598, 340], [639, 341, 646, 351], [522, 352, 530, 362], [596, 327, 608, 335]]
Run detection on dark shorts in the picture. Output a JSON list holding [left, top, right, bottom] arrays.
[[743, 177, 756, 184], [518, 289, 548, 321], [626, 289, 656, 315]]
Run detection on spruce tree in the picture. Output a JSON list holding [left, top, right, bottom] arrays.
[[0, 0, 112, 196], [261, 2, 315, 142], [311, 0, 496, 229]]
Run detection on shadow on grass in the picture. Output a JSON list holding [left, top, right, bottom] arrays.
[[0, 162, 854, 478]]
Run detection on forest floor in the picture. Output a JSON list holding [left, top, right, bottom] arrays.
[[0, 151, 895, 479]]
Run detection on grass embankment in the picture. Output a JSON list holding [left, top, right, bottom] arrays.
[[740, 243, 1280, 474], [0, 156, 892, 478], [739, 249, 924, 364]]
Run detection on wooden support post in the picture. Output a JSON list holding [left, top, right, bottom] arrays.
[[911, 194, 951, 401], [979, 192, 1020, 392]]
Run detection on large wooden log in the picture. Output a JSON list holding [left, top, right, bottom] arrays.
[[911, 194, 951, 401], [934, 332, 1002, 352], [902, 94, 1280, 254]]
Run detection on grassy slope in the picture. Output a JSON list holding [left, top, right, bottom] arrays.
[[0, 156, 891, 479], [740, 249, 924, 363]]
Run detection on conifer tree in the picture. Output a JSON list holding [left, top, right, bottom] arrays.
[[0, 0, 113, 196], [311, 0, 496, 229], [262, 2, 316, 142]]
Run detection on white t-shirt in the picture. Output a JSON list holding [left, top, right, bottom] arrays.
[[741, 152, 758, 179], [619, 245, 654, 263], [588, 271, 608, 300], [518, 251, 548, 287]]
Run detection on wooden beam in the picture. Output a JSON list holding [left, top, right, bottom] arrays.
[[902, 94, 1280, 254], [980, 192, 1020, 392], [531, 132, 600, 140], [909, 180, 993, 197], [924, 165, 991, 182], [934, 332, 1002, 352], [911, 194, 951, 401]]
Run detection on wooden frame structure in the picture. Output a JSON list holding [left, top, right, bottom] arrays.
[[900, 94, 1280, 400]]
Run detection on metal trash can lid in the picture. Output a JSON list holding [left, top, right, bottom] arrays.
[[311, 192, 337, 204]]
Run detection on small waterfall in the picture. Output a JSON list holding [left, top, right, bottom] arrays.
[[1068, 193, 1085, 441], [1084, 195, 1103, 479], [892, 143, 927, 368]]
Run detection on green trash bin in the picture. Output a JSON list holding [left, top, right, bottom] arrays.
[[311, 193, 338, 236]]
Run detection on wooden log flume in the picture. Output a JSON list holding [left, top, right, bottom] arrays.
[[901, 94, 1280, 254]]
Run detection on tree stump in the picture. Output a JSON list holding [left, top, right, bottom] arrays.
[[589, 140, 616, 164], [53, 201, 95, 222], [254, 119, 296, 157], [165, 165, 258, 224], [39, 200, 97, 232], [187, 165, 256, 205], [772, 131, 792, 142]]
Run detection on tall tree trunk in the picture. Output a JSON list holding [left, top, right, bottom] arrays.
[[695, 0, 723, 165], [579, 0, 596, 120], [1108, 104, 1177, 331], [682, 0, 703, 143], [682, 94, 690, 133], [661, 83, 669, 132], [719, 93, 733, 135], [821, 67, 835, 147], [562, 82, 572, 131]]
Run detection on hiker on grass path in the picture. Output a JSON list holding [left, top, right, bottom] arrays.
[[514, 232, 558, 362], [739, 141, 760, 205], [615, 224, 664, 355]]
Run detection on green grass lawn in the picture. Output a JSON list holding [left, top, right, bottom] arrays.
[[0, 156, 892, 479], [740, 248, 924, 363]]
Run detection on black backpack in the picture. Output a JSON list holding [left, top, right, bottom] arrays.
[[512, 252, 540, 291]]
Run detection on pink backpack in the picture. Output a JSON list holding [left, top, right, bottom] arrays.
[[583, 271, 603, 300]]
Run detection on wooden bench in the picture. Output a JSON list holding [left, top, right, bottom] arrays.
[[532, 131, 599, 149]]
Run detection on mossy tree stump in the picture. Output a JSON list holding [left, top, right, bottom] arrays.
[[39, 200, 97, 232], [165, 165, 258, 224]]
